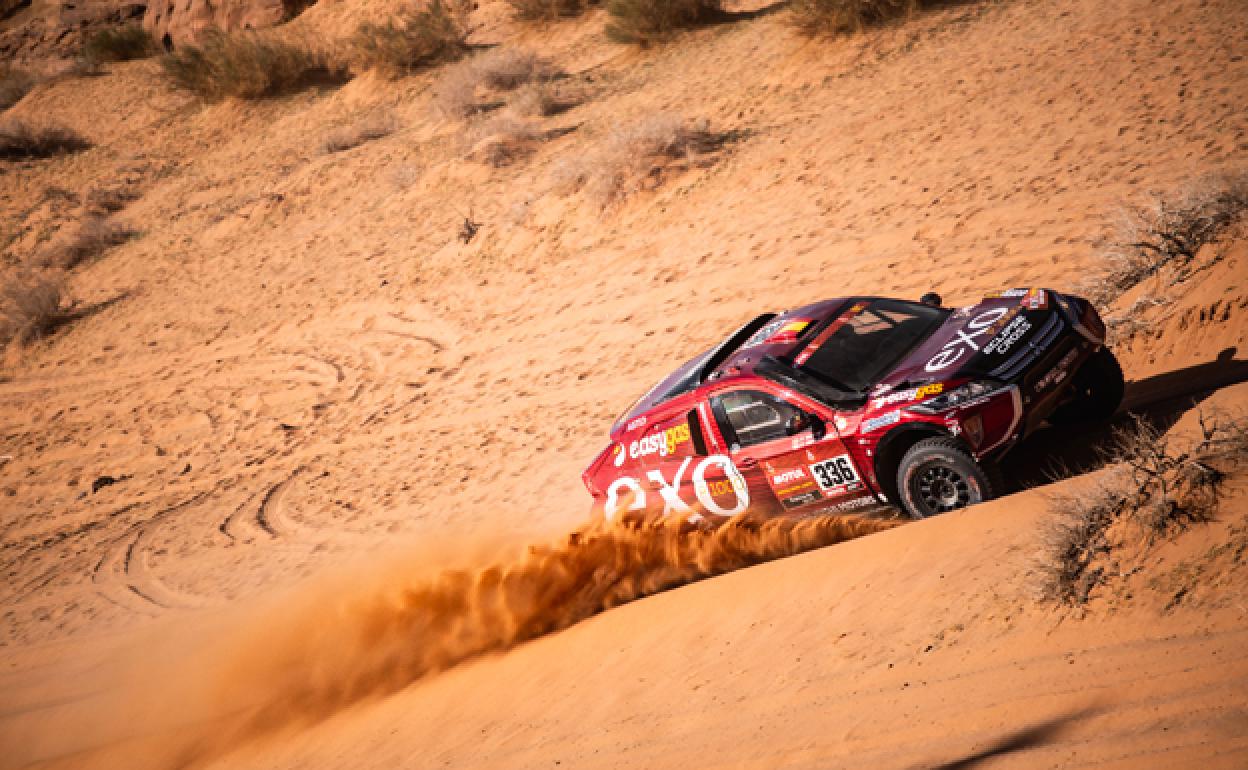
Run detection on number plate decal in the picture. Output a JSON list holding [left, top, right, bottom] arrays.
[[808, 454, 863, 495]]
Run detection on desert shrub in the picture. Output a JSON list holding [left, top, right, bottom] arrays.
[[507, 80, 568, 117], [508, 0, 595, 21], [34, 216, 136, 269], [604, 0, 722, 45], [790, 0, 917, 37], [0, 269, 70, 347], [0, 66, 35, 111], [160, 31, 342, 102], [322, 113, 398, 153], [555, 114, 722, 207], [82, 24, 157, 63], [84, 185, 140, 213], [0, 119, 90, 160], [468, 115, 547, 167], [1038, 414, 1248, 604], [350, 0, 468, 78], [1083, 171, 1248, 307], [433, 47, 559, 118]]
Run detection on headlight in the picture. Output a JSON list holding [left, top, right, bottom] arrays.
[[909, 380, 1002, 413]]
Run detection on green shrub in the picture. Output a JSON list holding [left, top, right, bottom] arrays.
[[83, 24, 157, 63], [604, 0, 722, 45], [350, 0, 468, 77], [790, 0, 917, 37], [160, 31, 344, 102]]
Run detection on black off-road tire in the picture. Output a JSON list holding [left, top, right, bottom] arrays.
[[1049, 347, 1125, 424], [897, 437, 997, 519]]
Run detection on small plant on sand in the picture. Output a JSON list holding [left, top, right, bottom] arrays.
[[0, 268, 71, 348], [82, 24, 158, 64], [322, 113, 399, 153], [0, 66, 35, 111], [605, 0, 722, 44], [790, 0, 918, 37], [554, 114, 723, 208], [1083, 171, 1248, 308], [433, 47, 561, 118], [34, 215, 136, 270], [507, 0, 596, 21], [1038, 414, 1248, 604], [0, 119, 90, 160], [468, 114, 549, 167], [350, 0, 468, 78], [160, 31, 343, 101]]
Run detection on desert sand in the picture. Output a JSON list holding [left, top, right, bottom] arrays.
[[1, 0, 1247, 767]]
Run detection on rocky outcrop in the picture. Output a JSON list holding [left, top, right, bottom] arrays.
[[143, 0, 314, 50], [0, 0, 145, 63]]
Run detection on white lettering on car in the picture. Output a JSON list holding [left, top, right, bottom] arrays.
[[603, 455, 750, 520], [647, 458, 693, 516], [604, 476, 646, 520], [925, 307, 1010, 372]]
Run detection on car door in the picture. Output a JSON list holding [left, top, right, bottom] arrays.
[[707, 386, 881, 516]]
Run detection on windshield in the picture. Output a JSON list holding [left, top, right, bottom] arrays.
[[795, 299, 948, 392]]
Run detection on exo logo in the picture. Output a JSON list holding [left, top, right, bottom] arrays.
[[603, 454, 750, 520], [925, 307, 1011, 372]]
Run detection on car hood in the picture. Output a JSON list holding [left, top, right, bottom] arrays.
[[877, 291, 1060, 390]]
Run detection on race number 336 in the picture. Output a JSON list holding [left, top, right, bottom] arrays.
[[810, 455, 859, 492]]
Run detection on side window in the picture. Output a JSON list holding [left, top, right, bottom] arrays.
[[711, 390, 802, 450]]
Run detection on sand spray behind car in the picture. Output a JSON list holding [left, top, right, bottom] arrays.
[[6, 513, 897, 769]]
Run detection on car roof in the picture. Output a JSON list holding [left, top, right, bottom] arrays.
[[610, 298, 853, 436]]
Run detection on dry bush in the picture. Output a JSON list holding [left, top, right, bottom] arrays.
[[555, 114, 722, 208], [468, 114, 547, 167], [474, 48, 556, 89], [790, 0, 917, 37], [350, 0, 468, 78], [604, 0, 723, 45], [433, 48, 559, 119], [323, 113, 398, 153], [160, 31, 343, 102], [0, 269, 70, 348], [84, 185, 140, 213], [35, 216, 136, 270], [1082, 171, 1248, 307], [0, 119, 90, 160], [0, 66, 35, 111], [82, 24, 157, 64], [508, 79, 580, 117], [507, 0, 595, 21], [1038, 414, 1248, 604]]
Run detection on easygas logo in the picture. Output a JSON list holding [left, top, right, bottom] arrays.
[[869, 382, 944, 410], [629, 423, 691, 459]]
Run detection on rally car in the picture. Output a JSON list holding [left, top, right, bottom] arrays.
[[582, 289, 1123, 522]]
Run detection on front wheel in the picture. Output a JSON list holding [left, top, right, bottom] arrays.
[[897, 437, 996, 519], [1049, 347, 1125, 424]]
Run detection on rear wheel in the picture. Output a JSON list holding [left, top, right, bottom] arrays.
[[1049, 347, 1124, 424], [897, 437, 996, 519]]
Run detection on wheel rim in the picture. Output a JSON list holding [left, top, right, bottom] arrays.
[[915, 464, 971, 513]]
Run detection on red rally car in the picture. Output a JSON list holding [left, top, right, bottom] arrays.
[[582, 289, 1124, 522]]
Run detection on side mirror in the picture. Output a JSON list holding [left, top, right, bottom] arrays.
[[920, 292, 943, 307]]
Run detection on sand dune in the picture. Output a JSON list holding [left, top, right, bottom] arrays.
[[1, 0, 1247, 766]]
